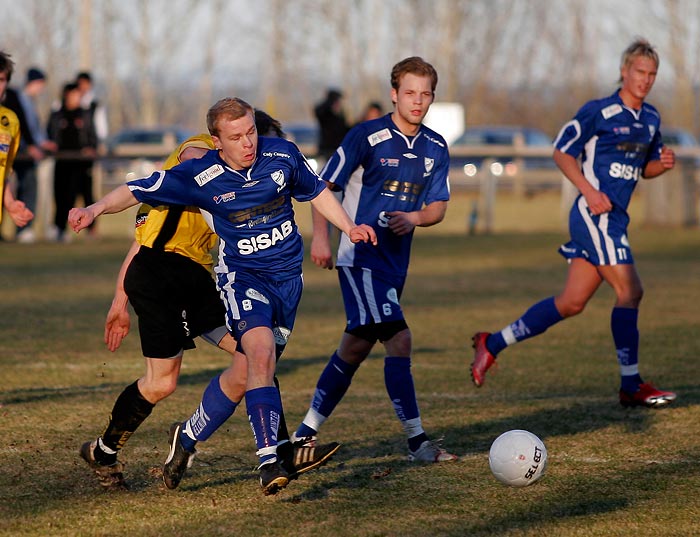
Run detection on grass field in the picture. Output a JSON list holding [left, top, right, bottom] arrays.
[[1, 199, 699, 536]]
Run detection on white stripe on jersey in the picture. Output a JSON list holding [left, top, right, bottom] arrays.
[[128, 170, 166, 192], [582, 135, 600, 190], [362, 268, 382, 323], [324, 146, 346, 186], [577, 196, 606, 265], [341, 266, 367, 325], [336, 168, 364, 267], [553, 120, 581, 153]]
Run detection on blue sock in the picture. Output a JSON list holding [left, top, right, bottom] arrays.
[[180, 375, 238, 452], [487, 297, 563, 356], [384, 356, 427, 452], [246, 386, 282, 466], [295, 351, 358, 438], [611, 307, 643, 392]]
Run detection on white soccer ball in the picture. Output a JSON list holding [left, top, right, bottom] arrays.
[[489, 429, 547, 487]]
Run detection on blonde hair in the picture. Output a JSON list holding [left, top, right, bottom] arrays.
[[206, 97, 254, 136], [619, 38, 659, 83]]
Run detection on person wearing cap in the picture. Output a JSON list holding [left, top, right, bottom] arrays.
[[3, 66, 55, 242]]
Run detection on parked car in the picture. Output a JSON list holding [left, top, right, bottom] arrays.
[[283, 122, 320, 170], [449, 125, 554, 178], [102, 126, 194, 182]]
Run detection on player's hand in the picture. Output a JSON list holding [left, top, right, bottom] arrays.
[[348, 224, 377, 245], [659, 146, 675, 170], [311, 236, 334, 269], [105, 306, 130, 352], [584, 190, 613, 216], [6, 200, 33, 227], [68, 207, 95, 232], [385, 211, 419, 236]]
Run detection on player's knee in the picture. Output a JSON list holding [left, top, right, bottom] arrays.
[[140, 377, 178, 402], [558, 299, 586, 318]]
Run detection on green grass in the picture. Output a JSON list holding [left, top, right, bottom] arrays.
[[1, 215, 699, 536]]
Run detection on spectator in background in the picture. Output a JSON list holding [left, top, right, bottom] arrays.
[[47, 82, 97, 242], [314, 88, 349, 162], [76, 72, 108, 147], [4, 67, 56, 243], [357, 101, 384, 124]]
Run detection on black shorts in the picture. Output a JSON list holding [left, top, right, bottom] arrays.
[[124, 247, 226, 358]]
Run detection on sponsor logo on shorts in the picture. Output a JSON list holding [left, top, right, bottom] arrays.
[[237, 320, 247, 331], [245, 288, 270, 304], [273, 326, 291, 345], [195, 164, 225, 186], [387, 288, 399, 304]]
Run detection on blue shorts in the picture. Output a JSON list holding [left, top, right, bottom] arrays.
[[559, 196, 635, 266], [338, 266, 406, 331], [217, 270, 303, 354]]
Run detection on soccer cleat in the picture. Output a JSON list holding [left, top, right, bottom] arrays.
[[162, 422, 196, 489], [79, 440, 127, 489], [281, 441, 341, 480], [471, 332, 496, 387], [289, 432, 317, 448], [620, 383, 677, 408], [259, 460, 289, 496], [408, 439, 459, 463]]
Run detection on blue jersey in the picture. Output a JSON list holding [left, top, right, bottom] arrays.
[[321, 114, 450, 276], [553, 89, 663, 212], [127, 136, 325, 280]]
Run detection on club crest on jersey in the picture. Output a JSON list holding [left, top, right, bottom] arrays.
[[424, 157, 434, 173], [271, 170, 286, 191], [648, 125, 656, 137], [602, 104, 623, 120], [195, 164, 224, 186], [368, 128, 392, 146]]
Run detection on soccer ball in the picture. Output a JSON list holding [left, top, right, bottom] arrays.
[[489, 429, 547, 487]]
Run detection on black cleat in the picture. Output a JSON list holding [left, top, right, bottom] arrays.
[[79, 440, 127, 489], [259, 460, 289, 496], [280, 441, 341, 480], [162, 422, 196, 490]]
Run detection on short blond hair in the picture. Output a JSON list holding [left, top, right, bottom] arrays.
[[619, 38, 659, 82], [206, 97, 254, 136]]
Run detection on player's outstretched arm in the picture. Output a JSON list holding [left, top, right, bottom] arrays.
[[69, 184, 139, 233], [105, 240, 140, 352], [310, 188, 377, 246]]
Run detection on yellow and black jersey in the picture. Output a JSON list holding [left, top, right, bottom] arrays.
[[0, 105, 20, 224], [134, 134, 217, 267]]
